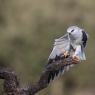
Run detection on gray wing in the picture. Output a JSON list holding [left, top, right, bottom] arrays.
[[48, 33, 71, 59], [47, 33, 73, 84]]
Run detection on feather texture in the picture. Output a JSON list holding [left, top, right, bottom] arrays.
[[48, 33, 70, 60], [47, 26, 88, 84]]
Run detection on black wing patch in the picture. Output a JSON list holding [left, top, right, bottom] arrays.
[[47, 55, 65, 83], [47, 68, 64, 83], [82, 31, 87, 47]]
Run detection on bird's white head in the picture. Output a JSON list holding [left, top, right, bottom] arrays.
[[67, 26, 83, 38]]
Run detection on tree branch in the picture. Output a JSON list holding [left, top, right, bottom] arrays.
[[0, 56, 79, 95]]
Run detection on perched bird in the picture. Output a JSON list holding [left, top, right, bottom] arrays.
[[47, 26, 88, 83]]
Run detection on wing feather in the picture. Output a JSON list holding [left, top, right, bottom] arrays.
[[47, 33, 72, 84], [48, 33, 70, 60]]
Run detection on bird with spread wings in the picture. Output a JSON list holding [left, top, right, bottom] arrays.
[[47, 26, 88, 83]]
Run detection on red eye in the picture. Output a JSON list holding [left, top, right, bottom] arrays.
[[71, 29, 74, 32]]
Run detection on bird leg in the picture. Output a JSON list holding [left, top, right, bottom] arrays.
[[72, 55, 80, 62], [61, 49, 69, 57], [64, 51, 69, 57]]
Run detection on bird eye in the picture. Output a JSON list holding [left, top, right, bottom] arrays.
[[71, 29, 74, 32]]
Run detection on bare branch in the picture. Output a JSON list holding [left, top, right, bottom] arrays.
[[0, 56, 79, 95]]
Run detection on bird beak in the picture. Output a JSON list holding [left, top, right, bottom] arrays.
[[68, 33, 70, 41], [68, 32, 71, 35]]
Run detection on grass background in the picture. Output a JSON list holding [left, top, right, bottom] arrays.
[[0, 0, 95, 95]]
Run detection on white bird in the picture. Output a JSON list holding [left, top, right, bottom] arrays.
[[47, 26, 88, 83]]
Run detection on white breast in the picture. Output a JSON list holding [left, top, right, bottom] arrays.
[[70, 34, 82, 49]]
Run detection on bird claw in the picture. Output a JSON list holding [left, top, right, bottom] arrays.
[[64, 51, 69, 58], [72, 55, 80, 62]]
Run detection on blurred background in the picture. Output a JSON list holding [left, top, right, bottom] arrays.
[[0, 0, 95, 95]]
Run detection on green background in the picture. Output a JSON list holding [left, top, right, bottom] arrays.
[[0, 0, 95, 95]]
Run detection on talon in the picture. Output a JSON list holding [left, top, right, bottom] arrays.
[[72, 55, 80, 62], [64, 51, 69, 58]]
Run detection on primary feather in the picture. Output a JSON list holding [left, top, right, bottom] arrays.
[[48, 33, 70, 60]]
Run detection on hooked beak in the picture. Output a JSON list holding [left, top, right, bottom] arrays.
[[68, 32, 71, 35], [68, 33, 71, 41]]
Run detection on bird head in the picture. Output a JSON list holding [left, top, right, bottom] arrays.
[[67, 26, 83, 39]]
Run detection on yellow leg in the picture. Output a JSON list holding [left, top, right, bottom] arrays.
[[64, 51, 69, 57], [72, 55, 80, 62], [61, 49, 69, 57]]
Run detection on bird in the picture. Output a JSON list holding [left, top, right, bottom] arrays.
[[47, 26, 88, 83]]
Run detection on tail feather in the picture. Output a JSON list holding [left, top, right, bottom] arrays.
[[79, 50, 86, 60], [82, 51, 86, 60]]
